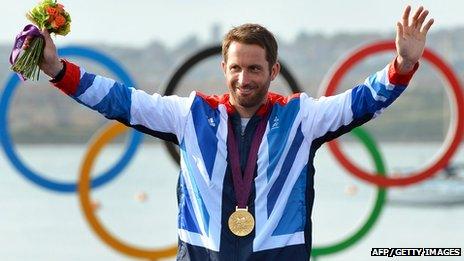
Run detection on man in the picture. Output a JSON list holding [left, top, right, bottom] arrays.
[[31, 5, 432, 261]]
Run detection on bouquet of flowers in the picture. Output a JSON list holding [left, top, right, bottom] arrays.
[[10, 0, 71, 81]]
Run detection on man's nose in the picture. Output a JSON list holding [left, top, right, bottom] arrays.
[[238, 71, 251, 86]]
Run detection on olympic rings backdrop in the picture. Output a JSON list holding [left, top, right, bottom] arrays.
[[0, 46, 143, 192], [1, 40, 463, 260]]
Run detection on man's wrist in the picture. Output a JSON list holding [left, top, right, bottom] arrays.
[[396, 56, 417, 75], [42, 59, 64, 78], [50, 60, 67, 83], [388, 56, 419, 86]]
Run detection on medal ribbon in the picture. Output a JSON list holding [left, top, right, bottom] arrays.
[[227, 106, 270, 209]]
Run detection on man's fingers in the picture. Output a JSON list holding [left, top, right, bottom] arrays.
[[402, 5, 411, 28], [41, 29, 53, 46], [411, 6, 424, 26], [396, 22, 404, 40], [22, 36, 32, 50], [416, 9, 429, 27], [421, 19, 434, 35]]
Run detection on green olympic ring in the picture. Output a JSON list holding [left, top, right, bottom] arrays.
[[312, 127, 386, 257]]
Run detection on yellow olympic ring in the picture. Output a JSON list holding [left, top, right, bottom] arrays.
[[78, 122, 177, 259]]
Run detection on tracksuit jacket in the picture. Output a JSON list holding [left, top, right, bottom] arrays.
[[51, 59, 416, 260]]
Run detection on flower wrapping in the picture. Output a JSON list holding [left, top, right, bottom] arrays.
[[10, 0, 71, 81]]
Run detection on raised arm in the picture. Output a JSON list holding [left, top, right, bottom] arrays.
[[301, 6, 434, 142], [26, 30, 194, 144]]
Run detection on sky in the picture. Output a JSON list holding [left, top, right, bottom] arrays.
[[3, 0, 464, 48]]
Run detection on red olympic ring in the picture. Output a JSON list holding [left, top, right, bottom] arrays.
[[319, 40, 464, 187]]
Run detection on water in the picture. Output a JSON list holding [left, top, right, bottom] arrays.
[[0, 142, 463, 261]]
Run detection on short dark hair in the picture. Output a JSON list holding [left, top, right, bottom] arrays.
[[222, 23, 278, 70]]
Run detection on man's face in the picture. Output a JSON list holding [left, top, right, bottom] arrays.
[[222, 42, 280, 110]]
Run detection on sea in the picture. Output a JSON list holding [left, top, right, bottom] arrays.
[[0, 141, 463, 261]]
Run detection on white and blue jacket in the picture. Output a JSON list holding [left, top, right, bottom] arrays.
[[53, 59, 416, 260]]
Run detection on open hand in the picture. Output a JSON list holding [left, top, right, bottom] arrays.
[[395, 6, 434, 74]]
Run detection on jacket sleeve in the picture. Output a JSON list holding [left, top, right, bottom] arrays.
[[51, 60, 194, 143], [300, 58, 418, 143]]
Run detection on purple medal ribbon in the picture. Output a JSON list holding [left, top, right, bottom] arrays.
[[9, 24, 43, 80], [227, 106, 270, 209]]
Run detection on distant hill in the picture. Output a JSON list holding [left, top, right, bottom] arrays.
[[1, 28, 463, 143]]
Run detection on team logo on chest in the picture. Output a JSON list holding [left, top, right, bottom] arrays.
[[208, 117, 216, 127], [271, 116, 280, 130]]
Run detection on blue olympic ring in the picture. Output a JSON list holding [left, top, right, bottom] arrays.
[[0, 46, 143, 193]]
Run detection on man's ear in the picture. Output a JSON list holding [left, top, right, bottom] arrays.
[[270, 62, 281, 81], [221, 60, 227, 76]]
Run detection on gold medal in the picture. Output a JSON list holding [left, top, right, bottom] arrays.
[[228, 206, 255, 237]]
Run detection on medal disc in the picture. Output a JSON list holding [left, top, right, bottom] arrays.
[[228, 208, 255, 237]]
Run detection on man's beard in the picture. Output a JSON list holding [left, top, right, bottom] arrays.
[[234, 84, 268, 108], [235, 94, 265, 108]]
